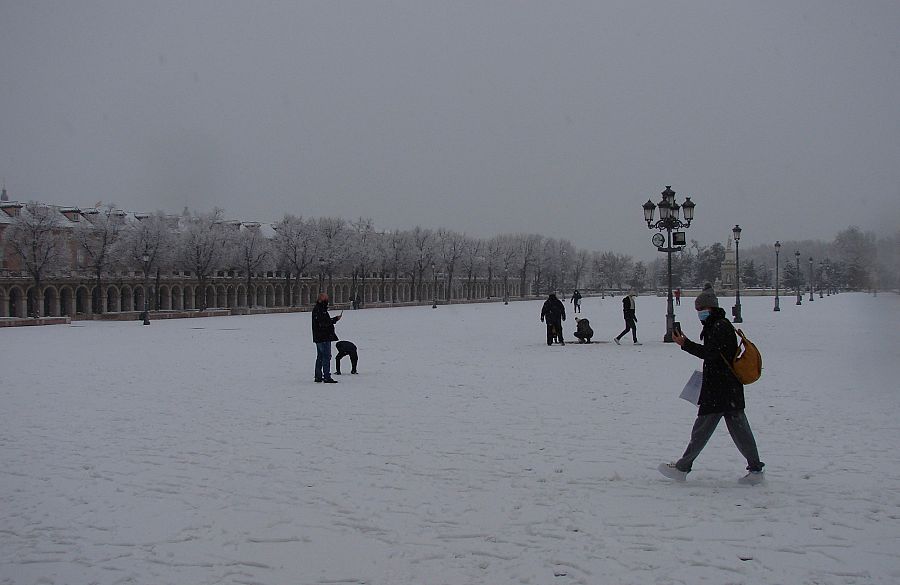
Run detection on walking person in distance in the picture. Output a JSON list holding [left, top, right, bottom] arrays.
[[614, 290, 639, 345], [658, 284, 765, 484]]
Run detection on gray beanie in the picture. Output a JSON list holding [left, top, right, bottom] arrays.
[[694, 283, 719, 310]]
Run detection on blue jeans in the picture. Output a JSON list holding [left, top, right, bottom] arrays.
[[315, 342, 332, 380]]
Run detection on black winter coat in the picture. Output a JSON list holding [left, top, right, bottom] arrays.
[[575, 319, 593, 338], [681, 307, 744, 415], [541, 297, 566, 325], [622, 295, 636, 322], [311, 300, 339, 343]]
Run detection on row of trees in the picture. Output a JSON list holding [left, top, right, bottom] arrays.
[[4, 202, 897, 316]]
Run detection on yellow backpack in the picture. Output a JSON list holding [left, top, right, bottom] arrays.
[[723, 329, 762, 385]]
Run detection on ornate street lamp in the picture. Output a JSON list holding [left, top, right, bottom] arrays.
[[795, 251, 802, 305], [142, 253, 151, 325], [773, 241, 781, 311], [432, 262, 437, 309], [808, 257, 815, 302], [644, 186, 695, 342], [819, 261, 825, 298], [318, 257, 325, 295], [503, 266, 509, 305], [732, 225, 743, 323]]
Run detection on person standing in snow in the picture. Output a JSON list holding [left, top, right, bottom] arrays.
[[570, 289, 582, 313], [312, 292, 341, 383], [614, 291, 639, 345], [574, 316, 593, 343], [659, 284, 765, 484], [540, 293, 567, 346]]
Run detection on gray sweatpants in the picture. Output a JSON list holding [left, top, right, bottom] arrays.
[[675, 410, 764, 473]]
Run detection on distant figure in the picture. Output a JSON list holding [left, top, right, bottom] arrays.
[[674, 288, 681, 306], [570, 289, 582, 313], [312, 292, 341, 383], [540, 293, 567, 346], [334, 340, 358, 375], [660, 284, 765, 484], [614, 291, 639, 345], [574, 317, 593, 343]]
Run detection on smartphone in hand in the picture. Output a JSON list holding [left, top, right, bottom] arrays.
[[673, 321, 682, 336]]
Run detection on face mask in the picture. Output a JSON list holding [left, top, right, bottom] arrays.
[[697, 309, 711, 322]]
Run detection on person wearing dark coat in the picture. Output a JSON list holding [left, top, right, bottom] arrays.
[[334, 340, 358, 375], [540, 293, 566, 346], [660, 284, 765, 484], [311, 292, 341, 383], [614, 292, 639, 344], [570, 289, 582, 313], [574, 317, 593, 343]]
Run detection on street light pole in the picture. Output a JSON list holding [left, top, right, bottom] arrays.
[[732, 225, 743, 323], [142, 253, 151, 325], [643, 186, 695, 342], [808, 257, 815, 302], [503, 267, 509, 305], [774, 241, 781, 311], [795, 251, 802, 305], [818, 261, 824, 298], [432, 262, 437, 309], [318, 257, 325, 295]]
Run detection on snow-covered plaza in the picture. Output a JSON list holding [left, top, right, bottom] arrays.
[[2, 292, 899, 585]]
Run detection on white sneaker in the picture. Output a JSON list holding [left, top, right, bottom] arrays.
[[658, 462, 687, 482], [739, 471, 765, 485]]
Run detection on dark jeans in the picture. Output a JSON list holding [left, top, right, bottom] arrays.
[[335, 348, 358, 373], [616, 318, 637, 342], [676, 410, 764, 473], [315, 341, 332, 380]]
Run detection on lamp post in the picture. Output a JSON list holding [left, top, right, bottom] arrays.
[[142, 253, 151, 325], [732, 224, 743, 323], [774, 241, 781, 311], [795, 251, 802, 305], [643, 185, 695, 342], [818, 261, 824, 298], [808, 257, 815, 302], [503, 267, 509, 305], [318, 257, 325, 295], [432, 262, 437, 309]]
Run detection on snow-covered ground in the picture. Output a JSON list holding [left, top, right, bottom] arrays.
[[2, 292, 899, 585]]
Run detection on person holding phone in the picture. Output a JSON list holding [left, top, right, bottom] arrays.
[[311, 292, 341, 383], [659, 284, 765, 484]]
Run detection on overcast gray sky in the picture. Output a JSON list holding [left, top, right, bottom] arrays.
[[2, 1, 899, 256]]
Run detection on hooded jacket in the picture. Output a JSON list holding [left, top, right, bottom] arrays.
[[680, 307, 744, 415], [540, 295, 566, 325]]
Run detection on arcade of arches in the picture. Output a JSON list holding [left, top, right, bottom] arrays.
[[0, 273, 521, 318]]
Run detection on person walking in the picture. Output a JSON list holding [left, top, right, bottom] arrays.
[[540, 293, 567, 346], [658, 284, 765, 484], [312, 292, 341, 383], [334, 339, 358, 375], [614, 291, 639, 345], [570, 289, 582, 313], [574, 316, 593, 343], [674, 288, 681, 306]]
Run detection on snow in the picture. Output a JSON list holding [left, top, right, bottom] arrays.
[[2, 292, 899, 585]]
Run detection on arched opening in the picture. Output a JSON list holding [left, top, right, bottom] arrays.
[[106, 286, 120, 312], [60, 286, 74, 316], [43, 286, 59, 317], [8, 286, 25, 318], [171, 285, 182, 310]]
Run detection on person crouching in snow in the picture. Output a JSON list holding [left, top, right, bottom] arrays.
[[574, 317, 593, 343], [659, 284, 765, 484], [334, 340, 358, 375]]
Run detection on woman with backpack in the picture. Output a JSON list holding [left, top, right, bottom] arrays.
[[658, 284, 766, 484]]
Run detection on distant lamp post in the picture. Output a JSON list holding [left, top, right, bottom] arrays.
[[819, 261, 825, 298], [795, 251, 802, 305], [503, 267, 509, 305], [773, 241, 781, 311], [643, 186, 695, 342], [141, 253, 151, 325], [318, 257, 325, 295], [732, 224, 743, 323], [432, 262, 437, 309], [808, 257, 815, 302]]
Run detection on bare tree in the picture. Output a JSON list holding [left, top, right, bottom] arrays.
[[232, 223, 271, 306], [315, 217, 348, 294], [409, 226, 434, 301], [572, 249, 590, 290], [272, 214, 317, 306], [117, 211, 175, 311], [74, 204, 125, 313], [347, 217, 377, 307], [5, 203, 69, 316], [436, 229, 465, 301], [459, 236, 484, 299], [516, 233, 542, 297], [177, 208, 231, 311]]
